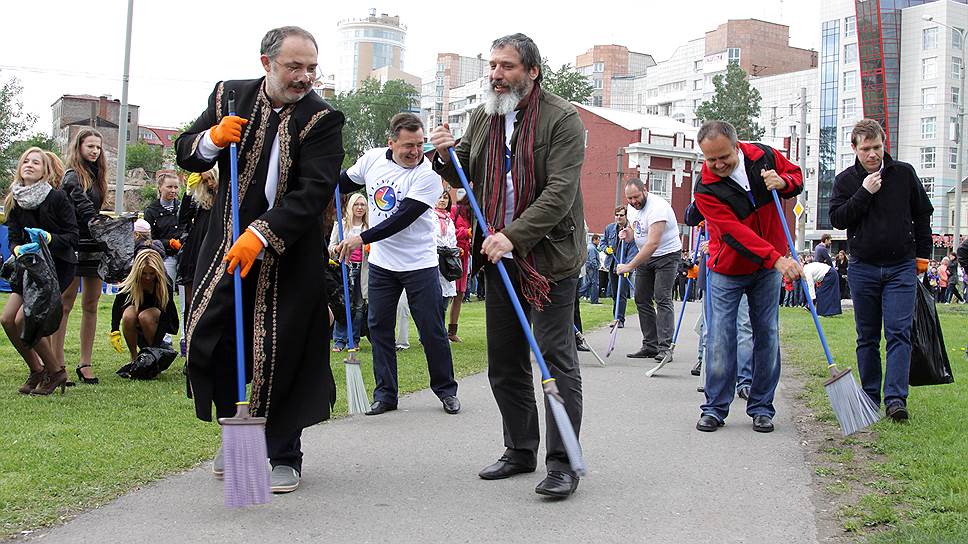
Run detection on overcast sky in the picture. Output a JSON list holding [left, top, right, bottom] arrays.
[[2, 1, 819, 132]]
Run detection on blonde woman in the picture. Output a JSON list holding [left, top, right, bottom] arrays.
[[60, 128, 108, 384], [176, 167, 218, 355], [110, 246, 179, 363], [1, 147, 78, 395], [44, 151, 65, 188], [328, 192, 368, 351]]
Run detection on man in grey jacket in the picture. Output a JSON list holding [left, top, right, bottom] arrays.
[[430, 32, 586, 499]]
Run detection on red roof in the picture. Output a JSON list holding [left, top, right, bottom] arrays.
[[140, 125, 180, 149]]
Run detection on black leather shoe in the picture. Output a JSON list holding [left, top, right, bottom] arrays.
[[752, 415, 774, 433], [534, 471, 579, 498], [696, 414, 723, 432], [737, 385, 750, 400], [690, 360, 702, 376], [886, 403, 909, 422], [441, 395, 461, 414], [627, 347, 659, 359], [617, 321, 625, 329], [478, 455, 536, 480], [364, 400, 397, 416], [576, 336, 591, 352]]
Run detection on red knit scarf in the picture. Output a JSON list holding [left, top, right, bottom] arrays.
[[482, 84, 551, 309]]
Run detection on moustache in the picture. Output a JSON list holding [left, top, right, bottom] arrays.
[[289, 82, 310, 91]]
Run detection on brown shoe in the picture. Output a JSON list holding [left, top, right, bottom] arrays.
[[31, 368, 68, 396], [447, 323, 462, 343], [18, 370, 45, 394]]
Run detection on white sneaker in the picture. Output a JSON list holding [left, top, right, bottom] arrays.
[[270, 465, 300, 494]]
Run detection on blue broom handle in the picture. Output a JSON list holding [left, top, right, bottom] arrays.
[[611, 241, 627, 322], [334, 186, 356, 350], [770, 190, 836, 369], [228, 95, 247, 404], [447, 147, 554, 382], [671, 227, 705, 343]]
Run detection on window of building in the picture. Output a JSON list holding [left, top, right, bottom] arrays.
[[954, 86, 962, 106], [953, 116, 960, 140], [693, 79, 702, 90], [727, 48, 740, 65], [954, 58, 963, 79], [923, 87, 937, 110], [843, 126, 853, 146], [694, 60, 702, 72], [648, 171, 671, 200], [843, 70, 857, 93], [922, 177, 935, 194], [646, 105, 659, 115], [693, 118, 702, 128], [693, 98, 701, 110], [950, 147, 959, 169], [594, 78, 603, 89], [593, 95, 603, 106], [790, 104, 796, 115], [924, 27, 939, 50], [921, 147, 936, 169], [594, 62, 604, 73], [807, 145, 812, 156], [954, 28, 964, 51], [845, 16, 856, 37], [923, 57, 938, 79], [843, 43, 857, 64], [842, 97, 856, 119], [840, 153, 854, 170], [922, 117, 937, 139], [127, 111, 132, 123]]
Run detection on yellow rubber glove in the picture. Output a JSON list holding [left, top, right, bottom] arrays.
[[605, 246, 614, 255], [224, 230, 264, 278], [210, 116, 248, 148], [109, 330, 123, 353], [186, 173, 202, 189]]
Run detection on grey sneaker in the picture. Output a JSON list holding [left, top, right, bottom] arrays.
[[737, 385, 751, 400], [212, 447, 224, 479], [270, 465, 300, 494]]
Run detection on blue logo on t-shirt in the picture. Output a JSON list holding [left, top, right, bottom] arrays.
[[373, 186, 397, 212]]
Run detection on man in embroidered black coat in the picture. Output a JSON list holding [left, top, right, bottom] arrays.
[[175, 26, 344, 491]]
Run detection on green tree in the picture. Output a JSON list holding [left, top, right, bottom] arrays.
[[125, 141, 165, 174], [3, 132, 58, 180], [331, 78, 419, 168], [695, 63, 765, 141], [541, 61, 595, 104], [0, 77, 37, 157]]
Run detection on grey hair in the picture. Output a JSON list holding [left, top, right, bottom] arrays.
[[389, 112, 424, 140], [261, 26, 318, 59], [491, 33, 543, 84], [697, 120, 738, 145], [625, 177, 646, 191]]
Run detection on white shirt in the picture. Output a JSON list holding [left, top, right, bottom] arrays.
[[626, 192, 682, 258], [728, 148, 751, 192], [802, 261, 831, 301], [346, 148, 442, 272]]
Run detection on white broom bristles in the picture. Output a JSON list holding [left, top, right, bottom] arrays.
[[547, 394, 587, 477], [345, 357, 370, 415], [824, 370, 882, 436], [221, 422, 270, 508], [645, 346, 674, 377]]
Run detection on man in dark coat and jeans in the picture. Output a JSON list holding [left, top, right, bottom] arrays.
[[830, 119, 933, 422], [430, 33, 586, 499]]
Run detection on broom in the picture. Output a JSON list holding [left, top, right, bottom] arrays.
[[334, 185, 370, 415], [218, 90, 270, 507], [574, 324, 606, 367], [605, 241, 630, 358], [646, 226, 705, 377], [771, 189, 881, 435], [448, 147, 587, 476]]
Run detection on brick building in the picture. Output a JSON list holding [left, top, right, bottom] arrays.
[[574, 45, 654, 108], [421, 53, 488, 129], [51, 94, 140, 157]]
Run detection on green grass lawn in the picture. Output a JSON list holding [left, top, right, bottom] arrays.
[[779, 305, 968, 543], [0, 292, 616, 538]]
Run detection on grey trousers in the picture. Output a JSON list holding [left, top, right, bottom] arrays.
[[634, 252, 678, 352]]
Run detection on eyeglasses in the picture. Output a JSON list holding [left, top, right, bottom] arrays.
[[273, 60, 321, 80]]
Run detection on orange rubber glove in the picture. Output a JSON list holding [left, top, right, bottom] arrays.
[[210, 116, 248, 148], [169, 239, 182, 251], [363, 243, 371, 254], [224, 230, 264, 278], [916, 258, 929, 275]]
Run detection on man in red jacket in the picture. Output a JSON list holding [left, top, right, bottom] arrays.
[[693, 120, 803, 433]]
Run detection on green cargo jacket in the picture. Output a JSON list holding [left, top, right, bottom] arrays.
[[433, 89, 587, 282]]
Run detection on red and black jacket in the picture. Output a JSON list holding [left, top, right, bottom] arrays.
[[694, 142, 802, 276]]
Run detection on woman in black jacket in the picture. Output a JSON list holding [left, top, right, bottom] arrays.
[[143, 172, 183, 282], [1, 147, 79, 395], [59, 128, 108, 384], [111, 244, 179, 363], [174, 167, 217, 354]]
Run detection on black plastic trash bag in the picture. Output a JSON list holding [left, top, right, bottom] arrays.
[[88, 213, 137, 283], [910, 281, 955, 386], [17, 240, 62, 347], [116, 346, 177, 380], [325, 259, 347, 326]]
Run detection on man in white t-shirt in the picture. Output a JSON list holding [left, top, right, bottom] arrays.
[[336, 113, 459, 416], [617, 177, 682, 360]]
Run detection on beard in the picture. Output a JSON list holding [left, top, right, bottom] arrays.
[[266, 71, 312, 104], [484, 77, 530, 116]]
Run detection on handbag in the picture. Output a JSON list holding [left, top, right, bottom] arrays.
[[437, 246, 462, 282]]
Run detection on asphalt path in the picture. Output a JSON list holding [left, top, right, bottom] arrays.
[[29, 301, 818, 543]]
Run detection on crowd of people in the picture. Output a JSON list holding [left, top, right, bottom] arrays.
[[2, 25, 951, 501]]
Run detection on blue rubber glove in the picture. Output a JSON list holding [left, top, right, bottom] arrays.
[[14, 243, 40, 257], [24, 228, 51, 244]]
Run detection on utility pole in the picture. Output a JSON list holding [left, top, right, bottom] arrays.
[[798, 86, 808, 252], [615, 148, 624, 207], [115, 0, 134, 213]]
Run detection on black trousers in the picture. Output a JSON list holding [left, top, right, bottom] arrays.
[[484, 261, 583, 473]]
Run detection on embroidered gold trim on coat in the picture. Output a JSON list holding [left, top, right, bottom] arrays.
[[249, 254, 276, 416], [250, 219, 286, 254], [189, 132, 205, 158], [274, 110, 294, 205], [299, 109, 330, 142], [215, 82, 224, 123]]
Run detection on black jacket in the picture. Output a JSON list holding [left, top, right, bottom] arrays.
[[829, 154, 933, 266], [143, 198, 181, 256], [5, 188, 79, 264], [62, 168, 105, 242]]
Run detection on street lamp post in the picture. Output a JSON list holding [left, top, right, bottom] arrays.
[[926, 15, 966, 250]]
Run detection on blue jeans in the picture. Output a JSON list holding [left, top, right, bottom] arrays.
[[735, 294, 753, 390], [581, 265, 600, 303], [702, 268, 781, 421], [367, 264, 457, 403], [332, 264, 363, 348], [847, 259, 916, 408]]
